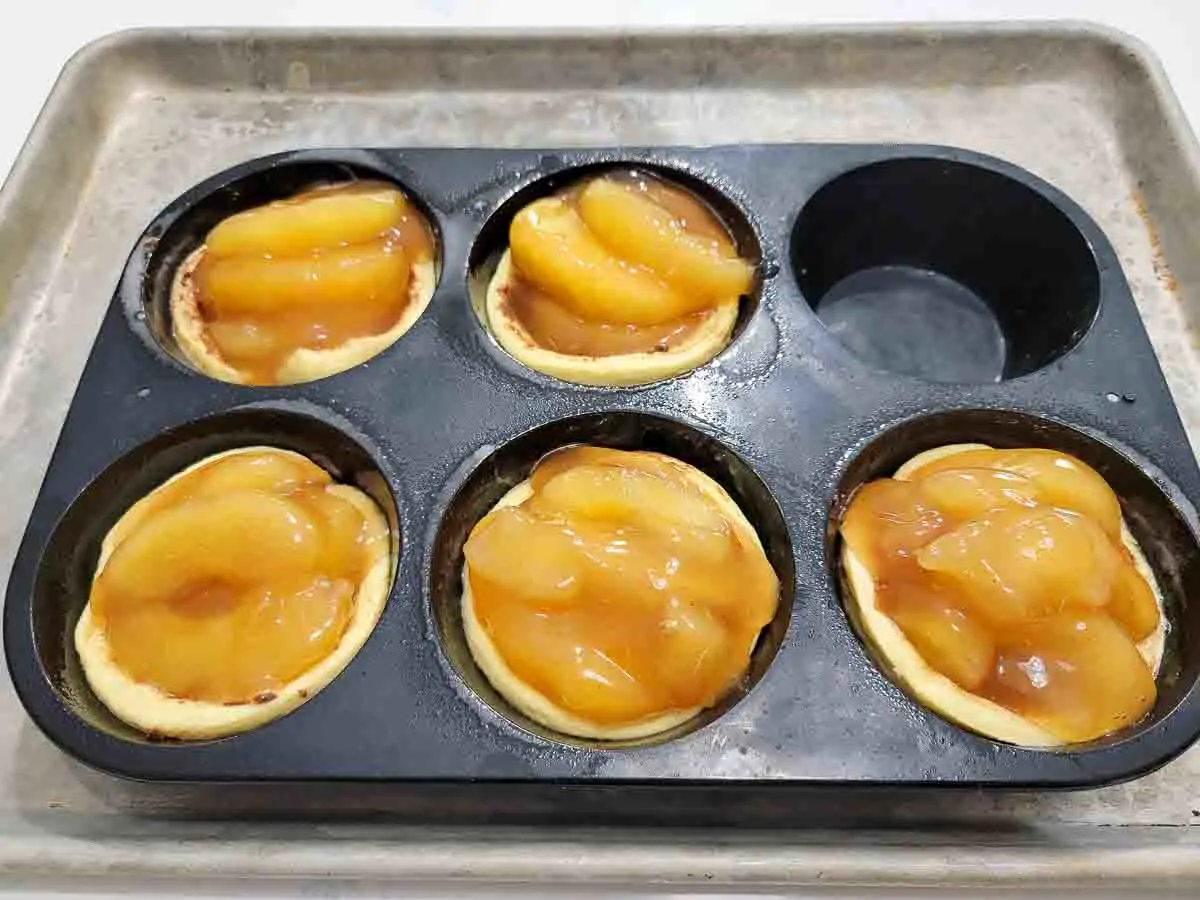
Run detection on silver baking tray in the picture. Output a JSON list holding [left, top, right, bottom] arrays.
[[2, 22, 1199, 891]]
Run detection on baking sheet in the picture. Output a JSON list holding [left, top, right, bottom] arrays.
[[1, 22, 1199, 888]]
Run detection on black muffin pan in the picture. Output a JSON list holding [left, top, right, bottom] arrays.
[[5, 144, 1200, 789]]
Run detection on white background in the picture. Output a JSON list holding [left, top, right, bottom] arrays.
[[2, 1, 1200, 897]]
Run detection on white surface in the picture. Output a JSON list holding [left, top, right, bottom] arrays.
[[1, 1, 1199, 898]]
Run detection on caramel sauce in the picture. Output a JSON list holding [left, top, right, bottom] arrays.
[[503, 279, 709, 356], [89, 451, 387, 704], [502, 171, 752, 357], [841, 448, 1159, 743], [193, 181, 436, 384], [463, 446, 779, 726]]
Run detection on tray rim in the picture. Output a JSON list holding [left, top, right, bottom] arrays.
[[3, 18, 1200, 889], [2, 820, 1199, 889], [4, 17, 1200, 199]]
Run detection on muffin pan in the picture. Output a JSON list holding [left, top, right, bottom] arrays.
[[5, 143, 1200, 786]]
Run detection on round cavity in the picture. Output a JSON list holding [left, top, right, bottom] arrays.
[[428, 411, 794, 748], [466, 162, 763, 387], [791, 158, 1101, 383], [829, 409, 1200, 749], [30, 406, 400, 743], [139, 157, 443, 386]]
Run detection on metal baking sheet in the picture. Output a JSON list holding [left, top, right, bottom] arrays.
[[2, 22, 1200, 890]]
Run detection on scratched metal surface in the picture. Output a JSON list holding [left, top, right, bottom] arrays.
[[0, 24, 1198, 889]]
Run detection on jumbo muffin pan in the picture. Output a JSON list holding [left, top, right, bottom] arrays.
[[5, 143, 1200, 787]]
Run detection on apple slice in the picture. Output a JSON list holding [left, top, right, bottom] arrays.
[[915, 467, 1040, 521], [206, 184, 407, 259], [95, 491, 324, 614], [887, 590, 995, 691], [534, 463, 731, 558], [465, 507, 584, 606], [993, 613, 1156, 742], [907, 448, 1121, 540], [508, 197, 690, 325], [577, 178, 753, 301], [198, 239, 410, 316], [656, 597, 733, 699], [187, 451, 328, 499], [917, 507, 1121, 625], [1106, 559, 1161, 642]]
